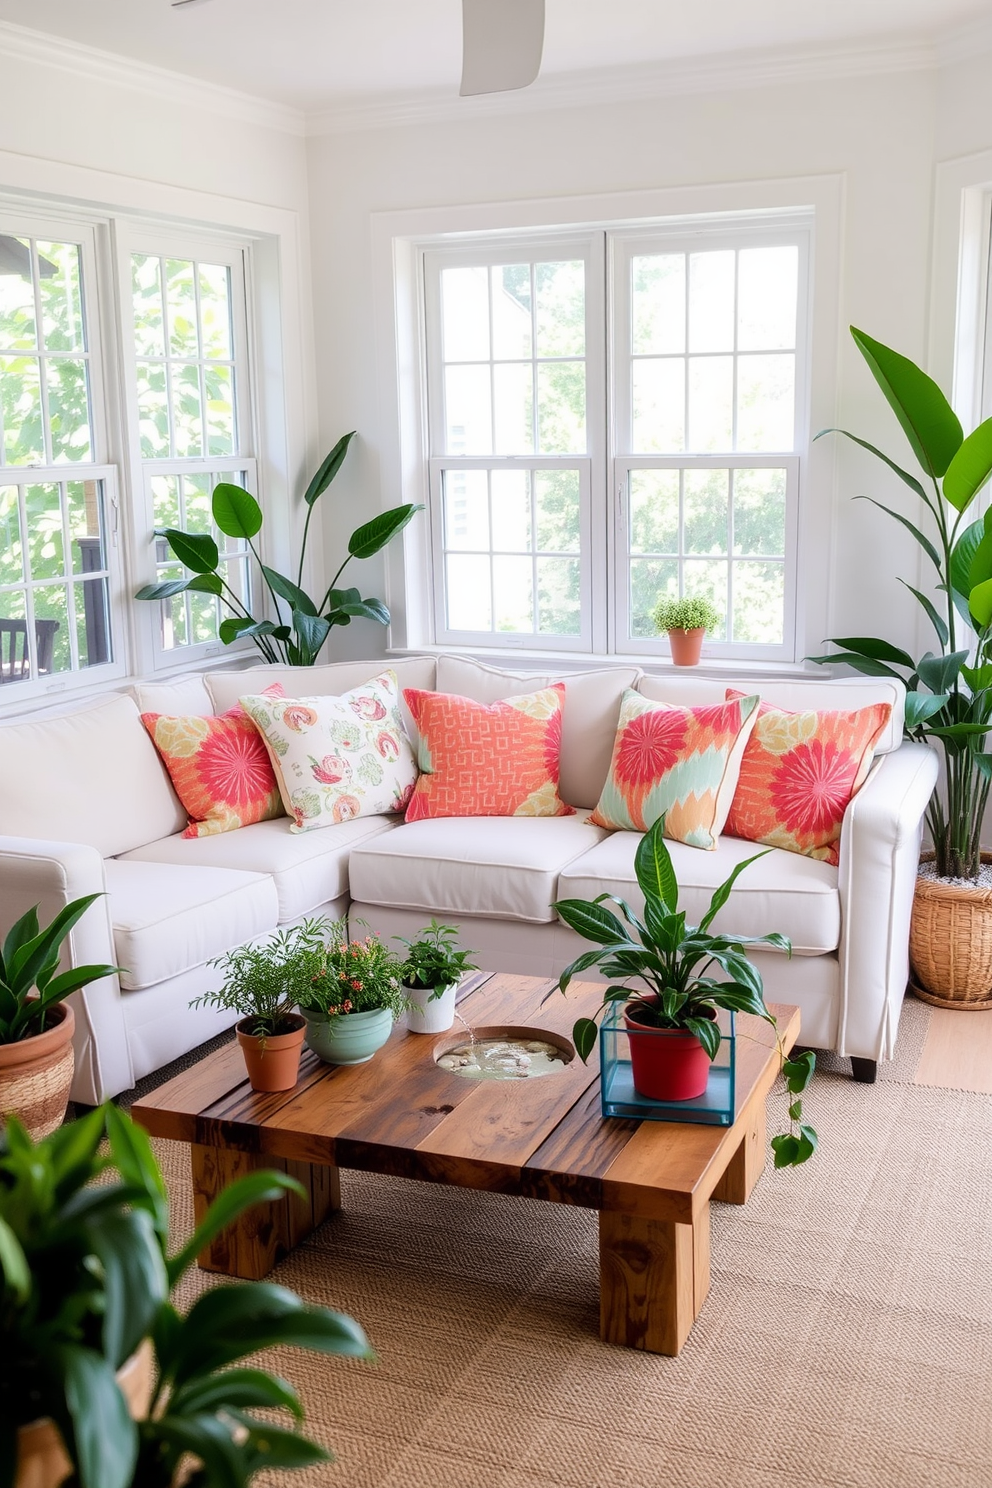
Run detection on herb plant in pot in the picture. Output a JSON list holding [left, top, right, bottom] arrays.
[[553, 816, 817, 1168], [811, 327, 992, 1006], [0, 894, 119, 1139], [297, 921, 412, 1065], [191, 920, 328, 1092], [651, 594, 721, 667], [396, 920, 478, 1034]]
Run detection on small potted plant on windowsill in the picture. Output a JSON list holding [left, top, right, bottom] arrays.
[[651, 594, 720, 667], [395, 920, 478, 1034], [297, 920, 412, 1065], [0, 894, 119, 1139], [192, 920, 328, 1092], [553, 816, 817, 1168]]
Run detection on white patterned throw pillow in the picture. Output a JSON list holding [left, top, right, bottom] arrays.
[[240, 670, 418, 833]]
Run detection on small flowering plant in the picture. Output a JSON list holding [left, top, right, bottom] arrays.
[[298, 919, 413, 1022]]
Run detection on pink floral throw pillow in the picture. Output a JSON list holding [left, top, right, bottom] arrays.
[[239, 670, 418, 833], [141, 683, 286, 839], [724, 689, 892, 864]]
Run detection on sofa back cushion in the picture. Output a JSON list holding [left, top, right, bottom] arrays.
[[130, 675, 213, 717], [435, 654, 641, 808], [205, 656, 437, 734], [636, 674, 904, 753], [0, 693, 186, 856]]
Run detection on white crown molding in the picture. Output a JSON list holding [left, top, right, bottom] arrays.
[[307, 32, 936, 136], [0, 19, 306, 138]]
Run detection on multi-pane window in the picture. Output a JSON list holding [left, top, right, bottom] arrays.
[[126, 243, 254, 656], [0, 224, 117, 688], [425, 242, 600, 649], [422, 219, 808, 660]]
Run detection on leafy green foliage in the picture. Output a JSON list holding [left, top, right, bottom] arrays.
[[0, 1107, 372, 1488], [813, 327, 992, 878], [192, 919, 329, 1037], [0, 894, 118, 1045], [395, 920, 478, 998], [552, 816, 816, 1168], [651, 593, 721, 634], [298, 919, 412, 1021], [135, 434, 422, 665]]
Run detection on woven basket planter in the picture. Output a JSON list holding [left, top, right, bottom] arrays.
[[0, 1003, 75, 1141], [910, 852, 992, 1009]]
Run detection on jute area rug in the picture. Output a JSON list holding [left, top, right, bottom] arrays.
[[153, 998, 992, 1488]]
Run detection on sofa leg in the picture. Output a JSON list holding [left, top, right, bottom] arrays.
[[851, 1057, 878, 1084]]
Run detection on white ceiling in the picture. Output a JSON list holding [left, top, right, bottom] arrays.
[[0, 0, 988, 112]]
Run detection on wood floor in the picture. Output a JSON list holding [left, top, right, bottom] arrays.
[[915, 1005, 992, 1094]]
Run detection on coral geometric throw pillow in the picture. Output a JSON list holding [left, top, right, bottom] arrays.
[[141, 683, 286, 839], [590, 689, 760, 849], [240, 670, 418, 833], [724, 689, 893, 865], [402, 684, 574, 821]]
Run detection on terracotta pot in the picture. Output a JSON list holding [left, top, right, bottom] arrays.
[[624, 1002, 712, 1101], [668, 627, 705, 667], [236, 1014, 306, 1092], [0, 1003, 75, 1142], [15, 1339, 154, 1488]]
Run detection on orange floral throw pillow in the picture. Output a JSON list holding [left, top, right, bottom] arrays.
[[724, 689, 893, 865], [403, 684, 574, 822], [142, 684, 285, 839], [590, 689, 760, 848]]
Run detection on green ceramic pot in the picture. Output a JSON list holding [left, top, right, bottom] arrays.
[[300, 1005, 394, 1065]]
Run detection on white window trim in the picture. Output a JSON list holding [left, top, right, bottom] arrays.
[[0, 148, 316, 715], [373, 174, 843, 675]]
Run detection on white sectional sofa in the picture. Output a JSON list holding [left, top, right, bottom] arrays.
[[0, 654, 937, 1104]]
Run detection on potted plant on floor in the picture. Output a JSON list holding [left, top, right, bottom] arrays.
[[651, 594, 720, 667], [395, 920, 478, 1034], [297, 920, 412, 1065], [1, 1103, 372, 1488], [553, 816, 816, 1168], [191, 919, 328, 1091], [0, 894, 119, 1139], [811, 327, 992, 1007]]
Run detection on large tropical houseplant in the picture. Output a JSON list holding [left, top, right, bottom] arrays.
[[1, 1104, 371, 1488], [812, 327, 992, 1005], [136, 432, 421, 666]]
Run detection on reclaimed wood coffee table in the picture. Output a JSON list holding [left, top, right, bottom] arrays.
[[133, 972, 799, 1356]]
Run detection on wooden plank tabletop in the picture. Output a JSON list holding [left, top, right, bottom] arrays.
[[133, 974, 798, 1220]]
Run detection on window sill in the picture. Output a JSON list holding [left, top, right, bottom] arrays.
[[387, 644, 827, 682]]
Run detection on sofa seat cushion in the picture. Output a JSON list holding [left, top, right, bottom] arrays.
[[117, 814, 399, 924], [104, 860, 279, 991], [348, 814, 609, 924], [558, 831, 839, 955]]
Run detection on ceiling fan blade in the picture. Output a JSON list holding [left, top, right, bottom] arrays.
[[460, 0, 545, 97]]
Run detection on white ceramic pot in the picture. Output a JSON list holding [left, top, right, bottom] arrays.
[[406, 981, 457, 1034]]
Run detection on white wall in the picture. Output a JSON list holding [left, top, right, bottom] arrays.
[[306, 60, 990, 665]]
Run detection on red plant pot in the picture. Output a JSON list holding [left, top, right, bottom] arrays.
[[623, 1004, 712, 1101], [236, 1015, 306, 1092]]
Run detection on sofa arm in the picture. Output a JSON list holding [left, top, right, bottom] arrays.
[[836, 742, 938, 1062], [0, 838, 134, 1105]]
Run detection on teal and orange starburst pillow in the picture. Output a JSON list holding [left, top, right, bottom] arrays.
[[590, 690, 760, 848]]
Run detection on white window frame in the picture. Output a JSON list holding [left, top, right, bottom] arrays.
[[115, 223, 259, 672], [0, 210, 129, 703], [610, 216, 811, 660], [422, 232, 605, 653], [412, 212, 811, 663]]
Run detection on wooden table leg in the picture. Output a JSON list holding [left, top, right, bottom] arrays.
[[712, 1101, 767, 1206], [599, 1205, 711, 1356], [192, 1144, 341, 1279]]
